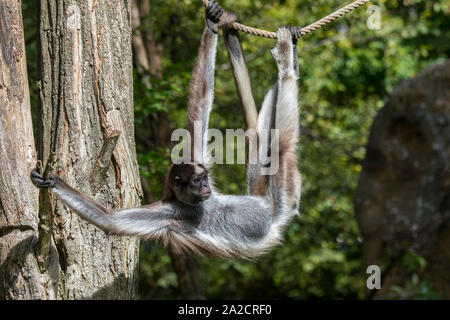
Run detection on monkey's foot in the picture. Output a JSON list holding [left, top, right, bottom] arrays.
[[271, 28, 295, 73], [31, 169, 55, 188], [287, 26, 301, 44]]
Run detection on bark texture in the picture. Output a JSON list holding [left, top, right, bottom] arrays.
[[355, 61, 450, 298], [0, 0, 58, 299], [38, 0, 142, 299]]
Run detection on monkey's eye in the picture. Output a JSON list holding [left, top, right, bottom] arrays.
[[173, 176, 181, 184]]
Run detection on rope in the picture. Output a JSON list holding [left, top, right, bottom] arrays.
[[201, 0, 371, 39]]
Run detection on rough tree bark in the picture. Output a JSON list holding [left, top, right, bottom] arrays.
[[37, 0, 142, 299], [0, 0, 58, 299], [355, 61, 450, 299]]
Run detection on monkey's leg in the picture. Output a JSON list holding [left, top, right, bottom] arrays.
[[246, 82, 278, 196], [247, 28, 300, 196], [269, 27, 301, 214]]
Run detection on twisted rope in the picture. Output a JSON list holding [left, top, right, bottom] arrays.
[[201, 0, 371, 39]]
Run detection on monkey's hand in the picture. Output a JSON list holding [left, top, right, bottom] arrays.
[[206, 0, 237, 33], [31, 169, 56, 189], [271, 27, 295, 75]]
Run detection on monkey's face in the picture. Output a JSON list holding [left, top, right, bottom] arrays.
[[169, 164, 211, 205]]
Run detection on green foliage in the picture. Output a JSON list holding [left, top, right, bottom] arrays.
[[389, 252, 440, 300], [134, 66, 191, 123]]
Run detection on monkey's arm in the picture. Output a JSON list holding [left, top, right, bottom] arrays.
[[187, 24, 217, 164], [31, 170, 185, 238], [188, 1, 236, 164]]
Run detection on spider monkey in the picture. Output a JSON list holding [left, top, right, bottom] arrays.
[[31, 0, 301, 259]]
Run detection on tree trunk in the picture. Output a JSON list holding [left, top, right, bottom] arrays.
[[138, 0, 163, 80], [37, 0, 142, 299], [131, 0, 151, 89], [168, 250, 204, 300], [355, 60, 450, 299], [0, 0, 58, 299]]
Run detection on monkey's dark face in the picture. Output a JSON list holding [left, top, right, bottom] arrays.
[[169, 164, 211, 205]]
